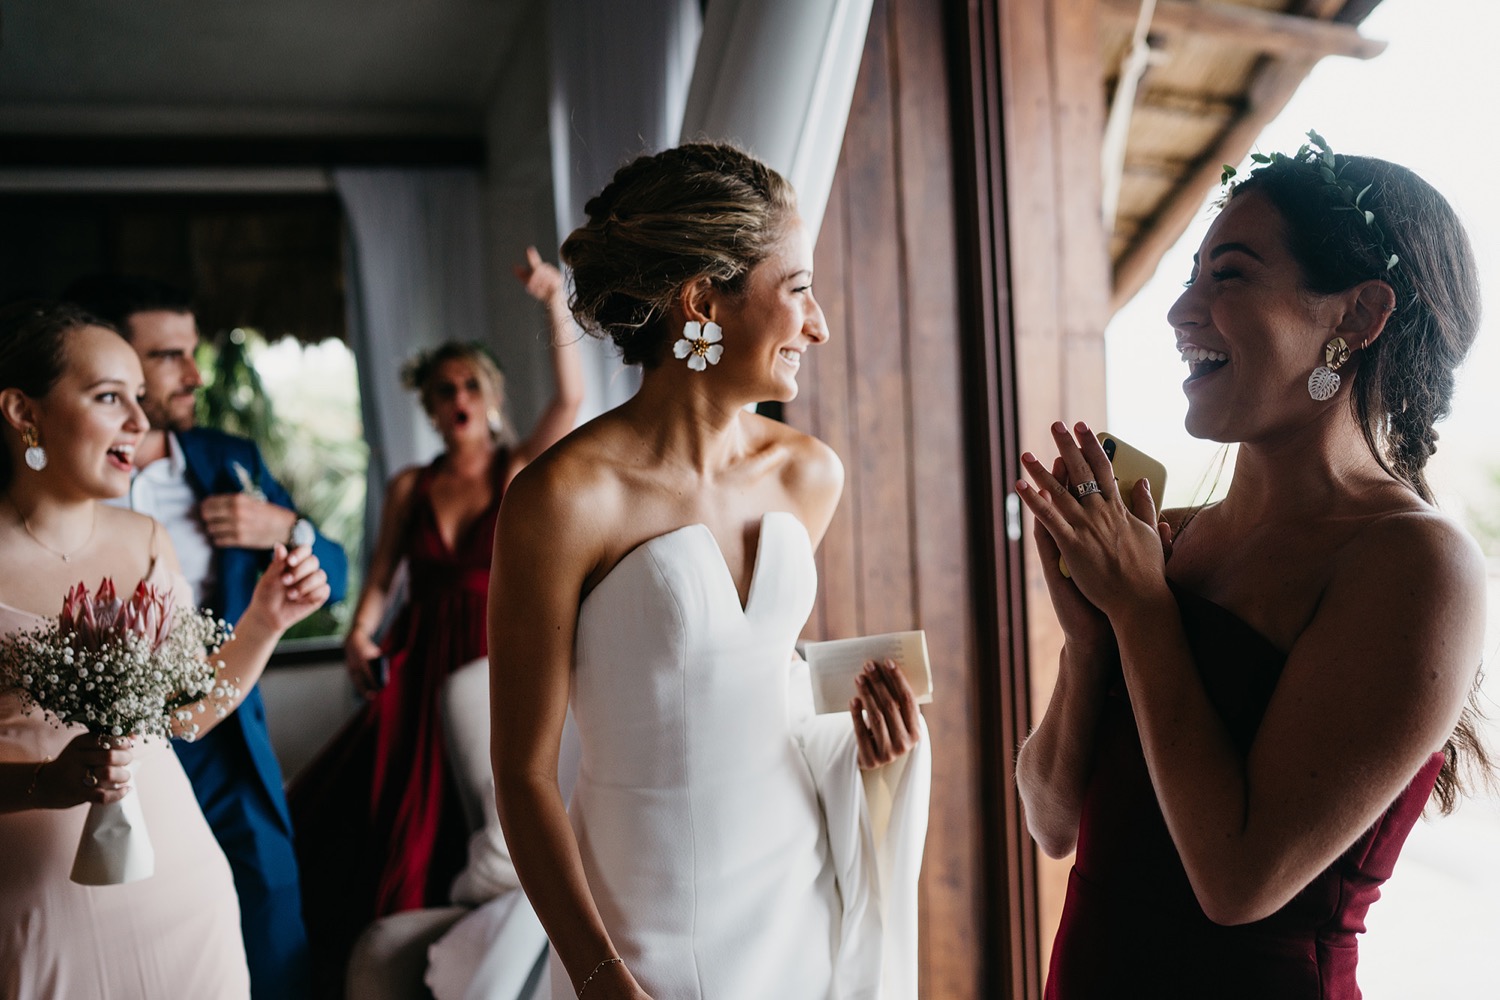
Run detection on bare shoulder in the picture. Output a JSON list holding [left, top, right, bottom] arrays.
[[385, 465, 424, 507], [1336, 507, 1486, 601], [501, 418, 629, 548], [388, 464, 423, 495], [96, 503, 158, 551], [97, 504, 182, 574], [751, 415, 843, 534]]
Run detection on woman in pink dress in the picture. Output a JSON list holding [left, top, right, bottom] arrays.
[[0, 301, 331, 1000]]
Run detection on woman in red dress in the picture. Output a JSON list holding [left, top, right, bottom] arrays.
[[292, 249, 583, 996], [1015, 139, 1491, 998]]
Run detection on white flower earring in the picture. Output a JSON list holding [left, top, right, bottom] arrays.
[[673, 321, 723, 372], [1307, 336, 1351, 402], [22, 426, 46, 471]]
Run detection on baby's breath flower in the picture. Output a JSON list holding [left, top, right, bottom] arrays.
[[0, 578, 235, 742]]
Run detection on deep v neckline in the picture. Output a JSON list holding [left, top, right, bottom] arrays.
[[693, 513, 774, 615], [425, 450, 506, 555], [584, 511, 797, 617]]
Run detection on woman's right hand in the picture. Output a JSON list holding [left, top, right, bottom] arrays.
[[1030, 456, 1116, 660], [343, 629, 383, 698], [32, 732, 134, 809]]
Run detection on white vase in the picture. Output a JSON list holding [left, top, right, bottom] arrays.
[[69, 761, 154, 885]]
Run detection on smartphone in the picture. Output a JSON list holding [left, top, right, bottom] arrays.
[[1058, 431, 1167, 578], [368, 655, 390, 689]]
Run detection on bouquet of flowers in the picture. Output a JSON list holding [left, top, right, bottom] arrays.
[[0, 578, 234, 884]]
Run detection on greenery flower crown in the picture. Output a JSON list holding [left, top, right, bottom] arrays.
[[1220, 129, 1408, 300]]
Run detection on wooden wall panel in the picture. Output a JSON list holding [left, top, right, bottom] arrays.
[[996, 0, 1112, 978], [790, 1, 1112, 996], [888, 1, 991, 997], [804, 168, 861, 643], [789, 1, 998, 996]]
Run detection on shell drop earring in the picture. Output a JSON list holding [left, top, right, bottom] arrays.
[[1307, 337, 1351, 402]]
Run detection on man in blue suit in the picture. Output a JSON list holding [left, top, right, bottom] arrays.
[[69, 275, 348, 1000]]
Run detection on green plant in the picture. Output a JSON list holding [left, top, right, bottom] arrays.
[[195, 328, 368, 640]]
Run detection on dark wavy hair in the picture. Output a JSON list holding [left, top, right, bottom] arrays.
[[0, 300, 116, 490], [61, 274, 193, 340], [560, 142, 797, 366], [1231, 155, 1488, 812]]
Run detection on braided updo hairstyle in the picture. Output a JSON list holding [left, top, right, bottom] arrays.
[[560, 143, 798, 367], [1231, 156, 1480, 503], [1233, 156, 1488, 812]]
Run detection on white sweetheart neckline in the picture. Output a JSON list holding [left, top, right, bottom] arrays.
[[582, 511, 808, 617]]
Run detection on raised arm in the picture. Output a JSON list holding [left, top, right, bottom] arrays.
[[154, 533, 329, 740], [342, 467, 420, 696], [511, 247, 585, 468], [488, 459, 649, 999]]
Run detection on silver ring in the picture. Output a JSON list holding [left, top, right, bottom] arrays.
[[83, 768, 99, 788], [1073, 480, 1102, 499]]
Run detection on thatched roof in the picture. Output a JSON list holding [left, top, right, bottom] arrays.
[[1100, 0, 1389, 311]]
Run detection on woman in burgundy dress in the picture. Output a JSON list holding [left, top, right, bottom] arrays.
[[1015, 139, 1491, 998], [293, 249, 582, 995]]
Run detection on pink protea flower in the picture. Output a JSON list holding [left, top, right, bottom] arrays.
[[59, 579, 175, 654], [122, 581, 176, 653]]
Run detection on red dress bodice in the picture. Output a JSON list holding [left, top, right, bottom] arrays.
[[1045, 585, 1442, 1000]]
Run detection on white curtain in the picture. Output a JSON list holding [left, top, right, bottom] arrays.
[[547, 0, 703, 417], [680, 0, 875, 244], [335, 168, 492, 524]]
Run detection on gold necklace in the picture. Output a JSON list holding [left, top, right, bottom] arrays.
[[5, 493, 97, 563]]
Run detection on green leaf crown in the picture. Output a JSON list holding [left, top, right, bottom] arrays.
[[1220, 130, 1409, 302]]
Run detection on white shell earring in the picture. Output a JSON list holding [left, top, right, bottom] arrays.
[[21, 427, 46, 471], [673, 321, 724, 372], [1307, 337, 1351, 402]]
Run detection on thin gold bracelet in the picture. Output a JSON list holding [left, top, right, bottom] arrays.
[[25, 757, 52, 799], [577, 956, 624, 996]]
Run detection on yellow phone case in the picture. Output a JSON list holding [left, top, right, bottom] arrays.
[[1058, 431, 1167, 578]]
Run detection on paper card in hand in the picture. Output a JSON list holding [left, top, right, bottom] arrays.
[[803, 630, 933, 716]]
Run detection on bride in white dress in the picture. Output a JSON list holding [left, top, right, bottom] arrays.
[[489, 144, 930, 1000]]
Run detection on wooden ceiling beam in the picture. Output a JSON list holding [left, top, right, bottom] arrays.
[[1099, 0, 1388, 61], [1134, 88, 1243, 122], [1111, 55, 1316, 310], [1109, 0, 1369, 310]]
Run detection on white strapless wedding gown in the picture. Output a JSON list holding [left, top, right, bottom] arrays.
[[558, 511, 929, 1000]]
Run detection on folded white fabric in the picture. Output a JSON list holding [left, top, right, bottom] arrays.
[[441, 657, 521, 904], [426, 889, 548, 1000]]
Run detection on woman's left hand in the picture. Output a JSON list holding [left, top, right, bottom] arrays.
[[851, 660, 922, 770], [247, 544, 331, 633], [1016, 421, 1169, 620]]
